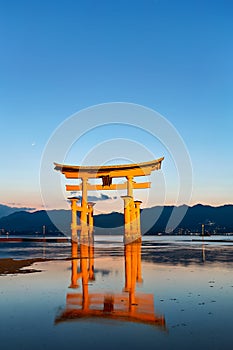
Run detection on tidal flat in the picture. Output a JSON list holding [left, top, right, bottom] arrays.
[[0, 236, 233, 350]]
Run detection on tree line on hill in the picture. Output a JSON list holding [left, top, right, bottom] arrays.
[[0, 204, 232, 236]]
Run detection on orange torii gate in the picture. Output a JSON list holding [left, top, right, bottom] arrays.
[[54, 157, 164, 242]]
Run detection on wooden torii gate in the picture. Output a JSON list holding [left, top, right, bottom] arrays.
[[54, 157, 164, 242]]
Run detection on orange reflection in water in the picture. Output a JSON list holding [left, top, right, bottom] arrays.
[[55, 240, 166, 328]]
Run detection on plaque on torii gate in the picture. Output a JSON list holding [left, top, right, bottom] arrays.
[[54, 157, 164, 243]]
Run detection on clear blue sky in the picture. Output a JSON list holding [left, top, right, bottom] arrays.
[[0, 0, 232, 210]]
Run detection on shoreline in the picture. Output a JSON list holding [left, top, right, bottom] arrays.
[[0, 237, 70, 243]]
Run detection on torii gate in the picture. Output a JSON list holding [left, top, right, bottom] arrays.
[[54, 157, 164, 243]]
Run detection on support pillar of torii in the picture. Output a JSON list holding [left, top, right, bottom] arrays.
[[55, 158, 164, 243], [68, 196, 95, 244]]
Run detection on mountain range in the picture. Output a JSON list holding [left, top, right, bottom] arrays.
[[0, 204, 35, 219], [0, 203, 232, 235]]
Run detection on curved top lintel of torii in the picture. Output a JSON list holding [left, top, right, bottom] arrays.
[[54, 157, 164, 179]]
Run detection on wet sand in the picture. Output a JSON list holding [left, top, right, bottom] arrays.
[[0, 258, 45, 275]]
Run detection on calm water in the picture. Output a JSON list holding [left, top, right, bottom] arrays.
[[0, 235, 233, 350]]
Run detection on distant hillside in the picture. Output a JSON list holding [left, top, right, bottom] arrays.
[[0, 204, 35, 219], [94, 212, 124, 235], [0, 204, 232, 235], [141, 204, 233, 234], [0, 210, 71, 235]]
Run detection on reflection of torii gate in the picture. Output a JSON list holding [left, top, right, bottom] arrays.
[[54, 158, 164, 242], [55, 241, 166, 328]]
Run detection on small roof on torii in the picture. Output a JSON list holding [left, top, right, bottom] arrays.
[[54, 157, 164, 179]]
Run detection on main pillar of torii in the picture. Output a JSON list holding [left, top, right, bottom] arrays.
[[54, 158, 164, 243]]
